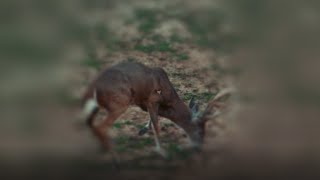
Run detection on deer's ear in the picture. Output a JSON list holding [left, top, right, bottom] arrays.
[[189, 97, 196, 109]]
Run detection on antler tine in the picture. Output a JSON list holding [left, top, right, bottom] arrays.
[[201, 88, 235, 121], [213, 88, 235, 102]]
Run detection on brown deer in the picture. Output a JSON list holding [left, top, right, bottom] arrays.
[[80, 62, 231, 155]]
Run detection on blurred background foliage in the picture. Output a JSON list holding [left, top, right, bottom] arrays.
[[1, 0, 320, 178]]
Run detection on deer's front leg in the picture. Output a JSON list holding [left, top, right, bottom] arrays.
[[138, 119, 152, 136], [147, 103, 166, 157], [139, 106, 174, 136]]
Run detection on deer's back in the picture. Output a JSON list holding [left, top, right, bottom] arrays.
[[93, 62, 179, 106]]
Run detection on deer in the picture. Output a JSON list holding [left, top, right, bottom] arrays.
[[80, 61, 232, 156]]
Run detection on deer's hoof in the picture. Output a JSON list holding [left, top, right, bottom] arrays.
[[138, 127, 149, 136]]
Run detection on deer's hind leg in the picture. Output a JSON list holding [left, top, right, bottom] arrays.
[[92, 92, 131, 151], [93, 110, 125, 151]]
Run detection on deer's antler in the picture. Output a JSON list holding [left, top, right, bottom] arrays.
[[200, 88, 235, 122]]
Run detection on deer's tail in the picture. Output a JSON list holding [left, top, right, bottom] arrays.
[[80, 85, 99, 126]]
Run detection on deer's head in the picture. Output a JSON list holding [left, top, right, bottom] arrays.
[[186, 89, 232, 148]]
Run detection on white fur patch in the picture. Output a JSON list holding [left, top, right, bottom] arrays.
[[83, 99, 98, 116], [81, 90, 98, 119]]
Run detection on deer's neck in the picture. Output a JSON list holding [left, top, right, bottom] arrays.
[[170, 100, 192, 124]]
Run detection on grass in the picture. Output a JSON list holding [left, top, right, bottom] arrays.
[[115, 136, 154, 153], [82, 58, 102, 70], [135, 124, 146, 130], [123, 120, 133, 125], [91, 23, 125, 52], [134, 33, 190, 62], [112, 120, 155, 152], [183, 92, 216, 102], [114, 135, 130, 145], [113, 120, 135, 129], [134, 44, 155, 53], [114, 136, 130, 153], [174, 7, 242, 52], [134, 41, 175, 54], [173, 53, 189, 61], [130, 6, 235, 58], [132, 137, 154, 149], [113, 122, 123, 129], [170, 34, 185, 43], [183, 92, 195, 101], [94, 24, 111, 43], [134, 34, 190, 63], [134, 8, 159, 33], [115, 145, 127, 153], [163, 122, 175, 128], [166, 143, 192, 160], [200, 92, 216, 102]]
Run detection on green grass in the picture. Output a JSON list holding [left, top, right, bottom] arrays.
[[175, 8, 237, 51], [167, 143, 192, 160], [94, 24, 110, 42], [135, 124, 146, 130], [132, 137, 154, 149], [183, 92, 216, 102], [134, 8, 159, 33], [151, 34, 164, 42], [113, 122, 123, 129], [170, 34, 185, 43], [134, 44, 155, 53], [200, 92, 216, 102], [174, 53, 189, 61], [163, 122, 175, 128], [115, 135, 130, 145], [113, 120, 134, 129], [114, 136, 131, 152], [134, 34, 176, 54], [81, 58, 102, 70], [91, 23, 125, 51], [183, 92, 194, 101], [115, 145, 127, 153], [157, 41, 175, 52], [138, 21, 157, 34], [123, 120, 133, 125], [134, 34, 189, 60], [115, 136, 154, 152], [134, 40, 175, 54]]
